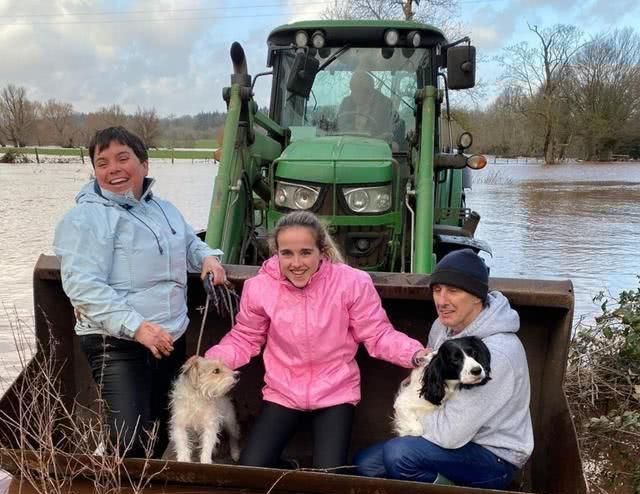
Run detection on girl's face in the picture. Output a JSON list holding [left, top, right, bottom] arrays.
[[276, 226, 322, 288]]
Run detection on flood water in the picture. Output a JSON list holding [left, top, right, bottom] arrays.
[[1, 158, 639, 389]]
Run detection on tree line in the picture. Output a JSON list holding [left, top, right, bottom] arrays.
[[0, 91, 227, 149], [459, 25, 640, 162]]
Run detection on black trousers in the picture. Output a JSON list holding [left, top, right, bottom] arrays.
[[240, 401, 355, 469], [79, 333, 186, 459]]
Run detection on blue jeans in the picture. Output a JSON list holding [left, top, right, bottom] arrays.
[[354, 437, 516, 490]]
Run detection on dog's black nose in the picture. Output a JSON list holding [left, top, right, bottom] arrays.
[[470, 366, 482, 376]]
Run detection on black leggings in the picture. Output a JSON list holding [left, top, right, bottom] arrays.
[[240, 401, 355, 469], [79, 333, 186, 459]]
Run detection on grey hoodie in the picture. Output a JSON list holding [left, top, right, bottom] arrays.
[[422, 291, 534, 468]]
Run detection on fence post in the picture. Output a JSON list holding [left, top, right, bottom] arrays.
[[80, 147, 85, 164], [171, 148, 175, 165], [35, 147, 40, 164]]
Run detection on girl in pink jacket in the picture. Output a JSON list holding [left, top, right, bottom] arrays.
[[205, 211, 424, 469]]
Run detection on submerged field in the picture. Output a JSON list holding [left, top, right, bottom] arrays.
[[0, 146, 216, 160]]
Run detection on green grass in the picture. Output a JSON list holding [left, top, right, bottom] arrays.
[[155, 139, 218, 149], [193, 139, 218, 148], [0, 146, 216, 160]]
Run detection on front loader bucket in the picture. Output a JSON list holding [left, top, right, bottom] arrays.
[[0, 256, 586, 494]]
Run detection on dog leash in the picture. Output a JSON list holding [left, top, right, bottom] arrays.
[[195, 273, 213, 357], [196, 273, 240, 357]]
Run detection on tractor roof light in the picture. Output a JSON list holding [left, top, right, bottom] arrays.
[[467, 154, 487, 170], [311, 30, 325, 49], [384, 29, 399, 46], [295, 30, 309, 47], [407, 31, 421, 47]]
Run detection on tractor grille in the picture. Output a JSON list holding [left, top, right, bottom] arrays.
[[333, 225, 392, 270]]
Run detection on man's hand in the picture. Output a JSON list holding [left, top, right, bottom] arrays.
[[134, 321, 174, 359], [201, 256, 227, 285]]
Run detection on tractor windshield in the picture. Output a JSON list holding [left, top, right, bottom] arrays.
[[273, 46, 432, 151]]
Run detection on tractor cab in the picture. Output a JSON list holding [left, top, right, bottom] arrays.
[[267, 22, 448, 151]]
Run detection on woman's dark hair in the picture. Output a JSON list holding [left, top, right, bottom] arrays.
[[270, 211, 344, 263], [88, 126, 148, 166]]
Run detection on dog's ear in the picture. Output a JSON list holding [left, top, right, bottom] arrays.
[[420, 356, 446, 406], [474, 339, 492, 385], [182, 356, 200, 387]]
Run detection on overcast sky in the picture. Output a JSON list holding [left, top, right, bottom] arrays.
[[0, 0, 638, 116]]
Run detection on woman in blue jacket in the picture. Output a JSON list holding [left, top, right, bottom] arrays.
[[54, 126, 226, 458]]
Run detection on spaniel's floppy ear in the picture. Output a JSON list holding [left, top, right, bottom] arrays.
[[474, 339, 492, 385], [420, 355, 446, 406]]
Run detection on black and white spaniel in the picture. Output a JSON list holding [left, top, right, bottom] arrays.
[[393, 336, 492, 437]]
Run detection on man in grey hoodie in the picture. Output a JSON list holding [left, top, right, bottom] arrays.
[[354, 249, 533, 490]]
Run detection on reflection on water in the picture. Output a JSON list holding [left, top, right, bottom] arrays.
[[467, 161, 640, 322], [1, 159, 639, 389]]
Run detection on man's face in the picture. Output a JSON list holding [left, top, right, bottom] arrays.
[[93, 141, 148, 200], [432, 284, 483, 333]]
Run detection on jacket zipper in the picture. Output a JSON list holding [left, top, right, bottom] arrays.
[[304, 291, 312, 410]]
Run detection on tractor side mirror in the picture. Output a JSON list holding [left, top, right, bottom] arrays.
[[286, 51, 320, 98], [446, 45, 476, 90]]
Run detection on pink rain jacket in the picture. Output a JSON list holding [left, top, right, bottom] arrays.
[[205, 256, 423, 410]]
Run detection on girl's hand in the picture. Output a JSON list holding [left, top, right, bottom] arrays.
[[412, 347, 435, 367], [201, 256, 227, 285]]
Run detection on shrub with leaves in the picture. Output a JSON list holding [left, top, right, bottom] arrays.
[[566, 277, 640, 494]]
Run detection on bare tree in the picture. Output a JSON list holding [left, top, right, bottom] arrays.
[[499, 24, 584, 164], [567, 28, 640, 160], [83, 105, 129, 142], [131, 107, 161, 148], [0, 84, 38, 147], [323, 0, 461, 38], [41, 99, 74, 147]]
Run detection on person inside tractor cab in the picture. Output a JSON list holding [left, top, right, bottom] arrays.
[[354, 249, 533, 490], [336, 71, 394, 140]]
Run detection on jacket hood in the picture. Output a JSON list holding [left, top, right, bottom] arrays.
[[433, 291, 520, 340], [75, 178, 156, 207], [259, 254, 331, 287]]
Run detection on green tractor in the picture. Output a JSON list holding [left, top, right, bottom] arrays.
[[206, 20, 488, 273], [0, 20, 587, 494]]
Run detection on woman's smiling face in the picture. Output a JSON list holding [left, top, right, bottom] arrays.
[[93, 141, 148, 199]]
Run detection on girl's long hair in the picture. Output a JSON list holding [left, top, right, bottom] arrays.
[[270, 211, 345, 264]]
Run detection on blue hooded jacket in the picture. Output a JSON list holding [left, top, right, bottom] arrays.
[[53, 178, 222, 341]]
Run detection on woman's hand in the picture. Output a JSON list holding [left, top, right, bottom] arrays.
[[134, 321, 174, 359], [201, 256, 227, 285]]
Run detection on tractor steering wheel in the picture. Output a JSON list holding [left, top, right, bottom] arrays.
[[336, 111, 377, 133]]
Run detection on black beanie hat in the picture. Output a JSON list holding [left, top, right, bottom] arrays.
[[429, 249, 489, 301]]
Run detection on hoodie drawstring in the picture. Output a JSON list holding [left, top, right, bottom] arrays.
[[122, 206, 164, 255], [151, 199, 176, 234]]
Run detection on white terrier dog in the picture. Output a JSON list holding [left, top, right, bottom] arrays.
[[169, 357, 241, 463]]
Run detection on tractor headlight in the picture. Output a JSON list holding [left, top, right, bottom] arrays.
[[343, 185, 392, 213], [274, 181, 320, 210]]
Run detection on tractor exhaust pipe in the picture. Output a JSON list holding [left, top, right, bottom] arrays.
[[230, 42, 251, 87]]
